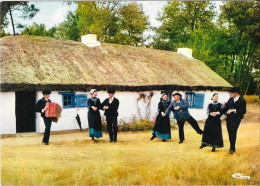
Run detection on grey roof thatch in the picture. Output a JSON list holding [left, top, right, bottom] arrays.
[[0, 36, 232, 91]]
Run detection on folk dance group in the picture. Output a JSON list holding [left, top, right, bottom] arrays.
[[35, 87, 246, 154]]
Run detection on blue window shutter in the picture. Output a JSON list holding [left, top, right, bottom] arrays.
[[194, 94, 205, 108], [75, 94, 88, 107]]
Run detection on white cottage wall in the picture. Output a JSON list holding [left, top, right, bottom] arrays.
[[30, 90, 231, 133], [0, 92, 16, 134], [35, 91, 89, 133]]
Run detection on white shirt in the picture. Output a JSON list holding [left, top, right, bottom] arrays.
[[41, 98, 49, 113], [109, 97, 114, 104], [234, 96, 239, 103], [232, 96, 239, 113]]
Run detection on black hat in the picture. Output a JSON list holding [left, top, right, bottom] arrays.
[[107, 89, 115, 94], [42, 90, 51, 95], [173, 92, 182, 97], [230, 87, 239, 93]]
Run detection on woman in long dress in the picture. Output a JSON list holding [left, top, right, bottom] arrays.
[[87, 89, 103, 142], [200, 93, 224, 152], [151, 93, 171, 142]]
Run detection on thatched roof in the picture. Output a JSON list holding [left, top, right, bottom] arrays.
[[0, 36, 232, 92]]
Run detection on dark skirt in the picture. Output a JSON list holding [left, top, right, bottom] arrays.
[[152, 114, 171, 140], [88, 110, 102, 138], [202, 116, 223, 148]]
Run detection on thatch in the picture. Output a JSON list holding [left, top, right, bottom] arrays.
[[0, 36, 232, 92]]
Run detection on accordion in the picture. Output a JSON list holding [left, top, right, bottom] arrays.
[[45, 102, 62, 123]]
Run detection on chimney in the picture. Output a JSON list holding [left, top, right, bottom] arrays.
[[177, 48, 193, 58], [81, 34, 101, 47]]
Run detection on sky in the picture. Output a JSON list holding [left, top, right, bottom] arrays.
[[5, 1, 223, 35]]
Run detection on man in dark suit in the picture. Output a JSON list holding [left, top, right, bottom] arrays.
[[34, 90, 52, 145], [165, 93, 203, 144], [222, 87, 246, 154], [101, 89, 120, 142]]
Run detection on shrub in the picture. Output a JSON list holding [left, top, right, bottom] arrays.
[[243, 95, 259, 103], [102, 117, 176, 132]]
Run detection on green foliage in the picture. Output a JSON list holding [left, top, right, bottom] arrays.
[[21, 23, 56, 37], [115, 2, 150, 46], [76, 1, 149, 46], [76, 1, 120, 43], [152, 1, 260, 95], [55, 11, 80, 41], [152, 1, 216, 51], [0, 1, 39, 35], [217, 1, 260, 95]]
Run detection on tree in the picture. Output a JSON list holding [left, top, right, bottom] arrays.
[[76, 1, 149, 46], [55, 11, 80, 41], [76, 1, 120, 43], [115, 2, 149, 46], [0, 1, 39, 35], [21, 23, 56, 37], [152, 1, 216, 51], [218, 1, 260, 95]]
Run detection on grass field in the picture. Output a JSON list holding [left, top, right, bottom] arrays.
[[1, 103, 259, 185]]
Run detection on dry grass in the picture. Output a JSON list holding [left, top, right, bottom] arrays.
[[1, 103, 259, 185]]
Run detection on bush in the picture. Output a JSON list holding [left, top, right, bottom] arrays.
[[102, 117, 176, 132], [101, 117, 154, 132], [243, 95, 259, 103]]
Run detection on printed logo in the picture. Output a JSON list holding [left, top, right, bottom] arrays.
[[232, 173, 250, 180]]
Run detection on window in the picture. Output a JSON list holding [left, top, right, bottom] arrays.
[[185, 92, 195, 107], [160, 91, 173, 102], [75, 94, 88, 107], [59, 92, 75, 108], [185, 92, 205, 109]]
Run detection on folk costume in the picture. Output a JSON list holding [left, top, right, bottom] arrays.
[[34, 90, 52, 145], [222, 88, 246, 153], [101, 89, 120, 142], [151, 95, 171, 141], [201, 101, 224, 151], [87, 90, 103, 141], [165, 93, 203, 143]]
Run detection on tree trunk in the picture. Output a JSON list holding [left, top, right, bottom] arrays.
[[9, 8, 16, 35]]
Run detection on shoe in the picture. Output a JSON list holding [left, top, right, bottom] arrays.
[[179, 140, 183, 144], [229, 150, 234, 154], [114, 140, 117, 143], [110, 140, 113, 143], [44, 142, 49, 145], [212, 147, 216, 152], [199, 144, 204, 149], [93, 138, 97, 142], [42, 141, 45, 143], [162, 139, 166, 142], [150, 135, 156, 140]]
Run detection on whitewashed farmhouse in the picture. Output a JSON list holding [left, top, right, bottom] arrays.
[[0, 35, 232, 134]]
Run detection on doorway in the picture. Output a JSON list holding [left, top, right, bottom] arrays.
[[15, 91, 36, 132]]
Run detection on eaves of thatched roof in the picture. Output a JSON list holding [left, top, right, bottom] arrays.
[[0, 36, 232, 92]]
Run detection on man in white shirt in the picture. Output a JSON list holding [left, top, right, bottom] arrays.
[[101, 89, 120, 142], [222, 87, 247, 154], [34, 90, 52, 145]]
